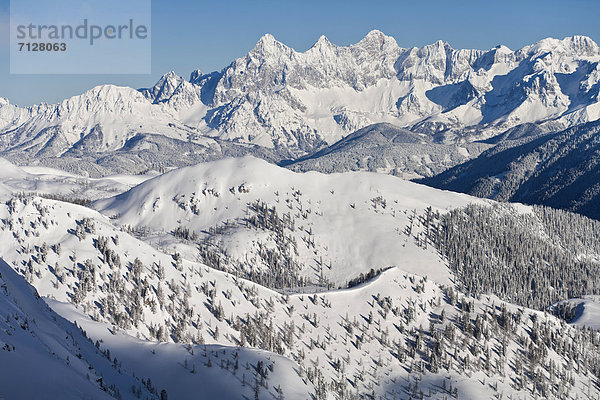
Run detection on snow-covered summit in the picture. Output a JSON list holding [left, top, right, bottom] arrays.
[[95, 156, 484, 285], [521, 35, 600, 58], [141, 71, 185, 103]]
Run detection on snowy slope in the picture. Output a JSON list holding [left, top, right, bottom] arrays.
[[1, 197, 599, 400], [0, 195, 314, 398], [95, 156, 486, 287], [1, 172, 600, 398], [570, 297, 600, 330], [48, 299, 314, 400], [0, 157, 157, 201], [0, 258, 157, 400], [552, 296, 600, 330], [0, 253, 312, 400]]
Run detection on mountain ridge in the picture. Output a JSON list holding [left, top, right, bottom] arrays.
[[418, 120, 600, 219], [2, 32, 600, 171]]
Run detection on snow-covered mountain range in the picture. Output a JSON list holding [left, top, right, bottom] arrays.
[[3, 29, 600, 399], [2, 32, 600, 166]]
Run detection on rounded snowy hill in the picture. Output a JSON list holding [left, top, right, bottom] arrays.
[[95, 156, 486, 286]]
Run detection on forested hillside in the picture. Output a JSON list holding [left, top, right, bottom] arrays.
[[419, 121, 600, 220]]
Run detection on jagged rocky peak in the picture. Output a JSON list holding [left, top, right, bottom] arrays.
[[142, 71, 187, 104], [249, 33, 294, 58], [416, 39, 454, 57], [489, 44, 514, 61], [304, 35, 338, 60], [396, 40, 483, 84], [494, 44, 512, 52], [0, 97, 31, 132], [256, 32, 277, 45], [211, 33, 294, 101], [354, 29, 401, 53], [312, 34, 334, 48], [189, 69, 203, 83], [158, 70, 183, 86], [189, 69, 223, 89], [472, 45, 516, 71], [564, 35, 600, 56]]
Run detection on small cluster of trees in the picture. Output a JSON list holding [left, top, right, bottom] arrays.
[[346, 268, 387, 288]]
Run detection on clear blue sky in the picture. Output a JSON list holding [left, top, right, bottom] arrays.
[[1, 0, 599, 106]]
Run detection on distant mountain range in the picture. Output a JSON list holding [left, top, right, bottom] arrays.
[[2, 32, 600, 173]]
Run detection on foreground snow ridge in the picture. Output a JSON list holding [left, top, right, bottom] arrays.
[[1, 156, 600, 399]]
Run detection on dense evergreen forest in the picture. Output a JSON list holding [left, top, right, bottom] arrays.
[[425, 204, 600, 310]]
